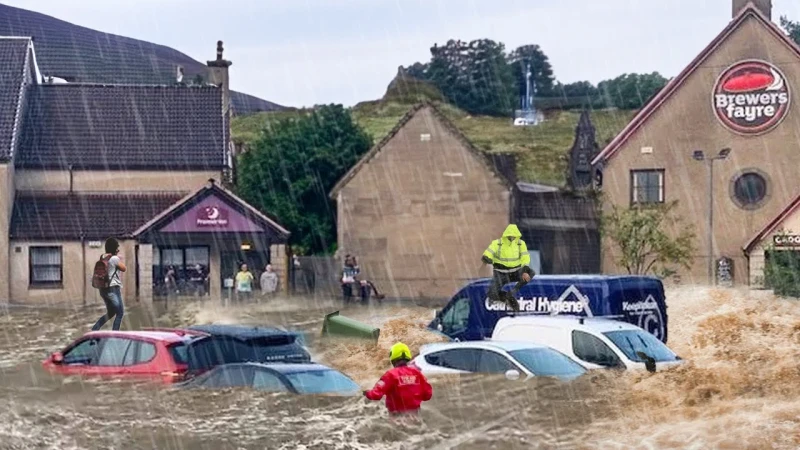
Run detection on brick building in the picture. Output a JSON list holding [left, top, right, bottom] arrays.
[[0, 38, 289, 305], [592, 0, 800, 286]]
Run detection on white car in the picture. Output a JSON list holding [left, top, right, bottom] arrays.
[[490, 315, 685, 372], [410, 340, 587, 381]]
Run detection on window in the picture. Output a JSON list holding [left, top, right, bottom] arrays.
[[168, 343, 189, 365], [283, 370, 359, 395], [29, 246, 62, 287], [571, 331, 623, 368], [603, 330, 678, 363], [135, 341, 157, 364], [201, 366, 254, 387], [440, 297, 470, 335], [475, 350, 517, 373], [630, 169, 664, 205], [97, 337, 134, 366], [426, 349, 481, 372], [63, 338, 101, 365], [731, 170, 768, 209], [508, 348, 586, 378], [253, 370, 290, 392], [153, 246, 210, 296]]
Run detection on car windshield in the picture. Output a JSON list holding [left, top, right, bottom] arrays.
[[284, 370, 360, 395], [507, 348, 586, 379], [603, 330, 679, 363]]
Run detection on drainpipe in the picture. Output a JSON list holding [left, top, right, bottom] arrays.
[[80, 233, 86, 306], [68, 164, 74, 193]]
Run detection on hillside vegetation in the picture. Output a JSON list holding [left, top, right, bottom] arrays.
[[231, 75, 636, 187]]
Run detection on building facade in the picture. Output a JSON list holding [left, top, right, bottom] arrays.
[[0, 38, 289, 305], [330, 103, 514, 299], [592, 0, 800, 286]]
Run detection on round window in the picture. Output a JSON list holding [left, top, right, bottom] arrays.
[[732, 171, 767, 209]]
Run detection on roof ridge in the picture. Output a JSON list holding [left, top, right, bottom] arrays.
[[36, 82, 220, 89], [328, 100, 514, 198], [743, 192, 800, 253], [592, 5, 800, 166]]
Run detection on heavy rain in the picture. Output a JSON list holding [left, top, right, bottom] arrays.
[[2, 1, 800, 449]]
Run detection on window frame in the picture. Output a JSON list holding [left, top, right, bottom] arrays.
[[153, 245, 210, 289], [629, 169, 665, 206], [440, 297, 471, 335], [730, 169, 770, 211], [29, 246, 63, 288]]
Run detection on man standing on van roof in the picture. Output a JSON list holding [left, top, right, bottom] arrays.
[[481, 224, 534, 312]]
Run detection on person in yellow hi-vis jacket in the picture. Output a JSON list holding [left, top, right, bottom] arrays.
[[481, 224, 535, 312]]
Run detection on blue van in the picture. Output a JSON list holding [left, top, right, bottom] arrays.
[[428, 275, 668, 343]]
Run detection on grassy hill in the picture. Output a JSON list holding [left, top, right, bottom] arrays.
[[231, 73, 636, 186]]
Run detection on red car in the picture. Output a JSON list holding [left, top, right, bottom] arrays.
[[42, 327, 207, 384]]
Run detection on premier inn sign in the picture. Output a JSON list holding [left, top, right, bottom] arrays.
[[713, 59, 790, 135]]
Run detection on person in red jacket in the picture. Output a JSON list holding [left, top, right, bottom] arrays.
[[364, 342, 432, 416]]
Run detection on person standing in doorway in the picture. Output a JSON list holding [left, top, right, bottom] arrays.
[[260, 264, 279, 300], [235, 263, 254, 302], [91, 238, 126, 331]]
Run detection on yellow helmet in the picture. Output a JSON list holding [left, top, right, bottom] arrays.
[[389, 342, 412, 362]]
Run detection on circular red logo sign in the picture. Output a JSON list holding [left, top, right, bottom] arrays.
[[712, 59, 791, 135]]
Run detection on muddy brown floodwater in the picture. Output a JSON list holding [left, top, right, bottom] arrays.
[[1, 287, 800, 449]]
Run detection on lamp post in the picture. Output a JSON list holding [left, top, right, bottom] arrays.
[[692, 148, 731, 285]]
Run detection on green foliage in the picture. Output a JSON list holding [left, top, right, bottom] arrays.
[[780, 16, 800, 45], [601, 201, 696, 277], [763, 233, 800, 298], [235, 104, 372, 255]]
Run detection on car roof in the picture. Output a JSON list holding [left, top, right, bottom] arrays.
[[495, 315, 642, 333], [420, 340, 550, 353], [188, 324, 299, 340], [221, 362, 333, 373], [82, 330, 194, 343]]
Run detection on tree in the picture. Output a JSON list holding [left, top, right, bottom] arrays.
[[507, 44, 556, 98], [762, 232, 800, 298], [236, 105, 373, 255], [780, 16, 800, 46], [597, 72, 668, 109], [601, 201, 695, 277]]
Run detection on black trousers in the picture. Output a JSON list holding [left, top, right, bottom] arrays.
[[487, 266, 534, 303]]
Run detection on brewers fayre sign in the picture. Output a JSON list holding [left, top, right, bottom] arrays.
[[196, 205, 229, 227], [712, 59, 791, 135]]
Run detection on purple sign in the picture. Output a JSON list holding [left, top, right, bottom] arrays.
[[159, 194, 265, 233]]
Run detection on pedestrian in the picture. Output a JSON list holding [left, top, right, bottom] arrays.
[[481, 224, 535, 312], [235, 263, 254, 302], [260, 264, 279, 300], [364, 342, 433, 417], [90, 238, 126, 331]]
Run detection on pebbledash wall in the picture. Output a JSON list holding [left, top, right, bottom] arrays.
[[592, 1, 800, 286]]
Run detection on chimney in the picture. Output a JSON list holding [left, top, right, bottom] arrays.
[[733, 0, 771, 20], [206, 40, 232, 117], [176, 65, 184, 83]]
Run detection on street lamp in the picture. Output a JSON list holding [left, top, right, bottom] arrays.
[[692, 148, 731, 285]]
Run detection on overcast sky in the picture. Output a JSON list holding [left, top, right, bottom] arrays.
[[4, 0, 800, 108]]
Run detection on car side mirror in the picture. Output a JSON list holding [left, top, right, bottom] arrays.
[[505, 369, 520, 380], [51, 352, 64, 364]]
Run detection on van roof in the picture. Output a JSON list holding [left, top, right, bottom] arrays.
[[463, 274, 661, 290], [495, 315, 642, 333], [420, 340, 550, 354]]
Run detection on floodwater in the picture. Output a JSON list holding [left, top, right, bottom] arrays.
[[1, 287, 800, 449]]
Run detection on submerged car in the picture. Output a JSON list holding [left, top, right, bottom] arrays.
[[183, 324, 311, 379], [411, 341, 587, 381], [179, 362, 361, 396], [42, 328, 206, 383], [491, 315, 684, 371]]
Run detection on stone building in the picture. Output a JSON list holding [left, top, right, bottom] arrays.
[[330, 103, 515, 299], [0, 38, 289, 305], [592, 0, 800, 286]]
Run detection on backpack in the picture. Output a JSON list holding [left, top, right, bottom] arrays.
[[91, 254, 116, 289]]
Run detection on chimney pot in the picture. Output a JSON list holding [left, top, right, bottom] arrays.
[[217, 40, 224, 61], [732, 0, 771, 20]]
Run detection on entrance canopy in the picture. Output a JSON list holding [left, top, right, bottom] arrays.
[[133, 178, 290, 244]]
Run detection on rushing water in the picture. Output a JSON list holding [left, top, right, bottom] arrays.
[[1, 287, 800, 449]]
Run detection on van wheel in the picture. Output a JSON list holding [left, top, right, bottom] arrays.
[[453, 338, 460, 342]]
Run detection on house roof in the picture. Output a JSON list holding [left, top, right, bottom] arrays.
[[328, 102, 515, 199], [0, 3, 286, 114], [15, 83, 227, 170], [743, 193, 800, 253], [0, 37, 32, 162], [132, 178, 290, 240], [9, 191, 185, 240], [591, 4, 800, 167]]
